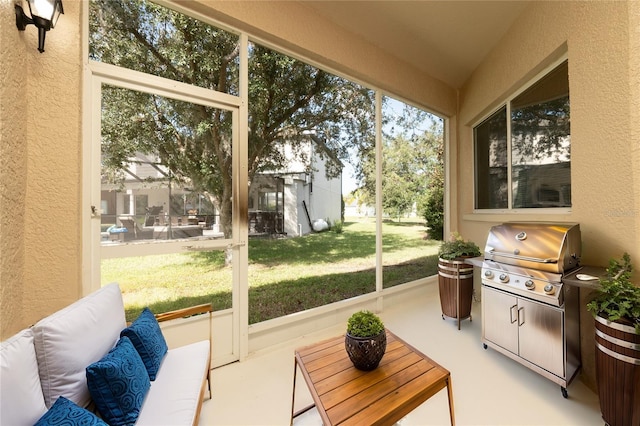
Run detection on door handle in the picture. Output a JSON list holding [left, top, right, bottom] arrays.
[[518, 307, 525, 326], [226, 241, 246, 249], [510, 305, 518, 323]]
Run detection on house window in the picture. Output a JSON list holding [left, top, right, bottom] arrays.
[[474, 60, 570, 210], [474, 107, 507, 209], [135, 195, 148, 216], [258, 191, 281, 212]]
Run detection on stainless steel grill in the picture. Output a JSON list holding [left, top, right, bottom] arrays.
[[481, 222, 581, 306], [484, 222, 581, 273], [480, 222, 582, 398]]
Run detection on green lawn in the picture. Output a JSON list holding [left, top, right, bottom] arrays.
[[101, 217, 441, 323]]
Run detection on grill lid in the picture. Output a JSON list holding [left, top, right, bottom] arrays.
[[484, 222, 581, 273]]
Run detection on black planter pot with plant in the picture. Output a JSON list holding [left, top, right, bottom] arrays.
[[586, 253, 640, 426], [345, 310, 386, 371], [437, 233, 481, 329]]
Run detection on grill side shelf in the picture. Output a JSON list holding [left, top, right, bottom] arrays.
[[562, 266, 606, 290]]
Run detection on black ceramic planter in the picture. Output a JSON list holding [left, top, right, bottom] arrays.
[[345, 331, 387, 371]]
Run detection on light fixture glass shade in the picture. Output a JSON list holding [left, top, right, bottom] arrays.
[[15, 0, 63, 53], [27, 0, 64, 29]]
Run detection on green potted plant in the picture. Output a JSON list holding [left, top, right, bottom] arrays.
[[345, 310, 386, 371], [587, 253, 640, 332], [438, 232, 482, 261], [586, 253, 640, 426], [437, 233, 481, 329]]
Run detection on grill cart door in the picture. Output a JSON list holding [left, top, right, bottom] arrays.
[[517, 298, 564, 378], [482, 286, 518, 355]]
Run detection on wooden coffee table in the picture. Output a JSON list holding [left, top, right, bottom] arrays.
[[291, 329, 455, 425]]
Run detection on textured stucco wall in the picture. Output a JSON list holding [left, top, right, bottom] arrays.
[[457, 1, 639, 391], [631, 0, 640, 258], [1, 0, 28, 338], [0, 0, 83, 339]]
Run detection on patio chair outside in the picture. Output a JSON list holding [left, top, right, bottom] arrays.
[[144, 206, 163, 226], [118, 216, 154, 240]]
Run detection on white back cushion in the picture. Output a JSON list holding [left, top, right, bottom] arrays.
[[1, 328, 48, 425], [33, 282, 126, 408]]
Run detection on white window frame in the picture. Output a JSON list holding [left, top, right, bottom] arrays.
[[89, 61, 242, 260]]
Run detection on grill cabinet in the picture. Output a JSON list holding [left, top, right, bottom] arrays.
[[481, 222, 582, 398]]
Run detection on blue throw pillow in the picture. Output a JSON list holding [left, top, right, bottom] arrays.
[[120, 307, 168, 380], [86, 337, 150, 426], [34, 396, 108, 426]]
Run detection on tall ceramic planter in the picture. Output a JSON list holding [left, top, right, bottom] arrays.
[[438, 257, 474, 330], [594, 315, 640, 426]]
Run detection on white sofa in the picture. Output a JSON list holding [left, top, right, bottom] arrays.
[[0, 283, 211, 425]]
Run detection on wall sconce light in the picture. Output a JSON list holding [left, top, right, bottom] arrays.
[[15, 0, 64, 53]]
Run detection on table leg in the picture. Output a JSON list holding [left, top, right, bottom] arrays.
[[291, 358, 297, 426], [291, 357, 316, 424], [446, 376, 456, 426]]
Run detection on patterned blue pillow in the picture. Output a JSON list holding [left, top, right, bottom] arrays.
[[86, 337, 150, 426], [120, 307, 168, 380], [34, 396, 108, 426]]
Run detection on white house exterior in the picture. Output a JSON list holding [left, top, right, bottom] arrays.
[[249, 138, 343, 236], [102, 139, 343, 237], [101, 153, 214, 229]]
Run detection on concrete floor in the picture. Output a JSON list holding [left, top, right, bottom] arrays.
[[200, 282, 603, 425]]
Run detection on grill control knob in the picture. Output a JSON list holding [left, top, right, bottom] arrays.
[[499, 273, 509, 283], [484, 270, 494, 279], [525, 280, 535, 290], [544, 284, 555, 295]]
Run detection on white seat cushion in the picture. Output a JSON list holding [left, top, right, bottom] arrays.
[[32, 282, 127, 408], [136, 340, 210, 426], [1, 328, 48, 425]]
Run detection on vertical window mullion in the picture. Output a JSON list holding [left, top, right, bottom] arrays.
[[375, 90, 383, 296]]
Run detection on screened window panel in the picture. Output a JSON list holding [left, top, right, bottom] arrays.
[[246, 42, 377, 323], [89, 0, 239, 95], [100, 84, 233, 242], [381, 96, 444, 288]]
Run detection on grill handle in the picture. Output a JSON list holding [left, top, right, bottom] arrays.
[[487, 248, 558, 264], [510, 305, 518, 324]]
